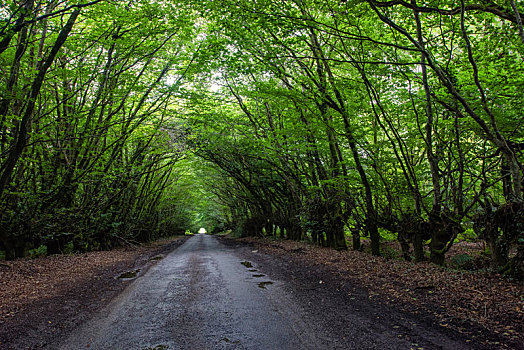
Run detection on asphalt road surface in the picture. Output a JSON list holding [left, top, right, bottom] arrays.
[[57, 234, 473, 350]]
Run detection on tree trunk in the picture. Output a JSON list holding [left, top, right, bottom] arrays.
[[0, 9, 81, 198]]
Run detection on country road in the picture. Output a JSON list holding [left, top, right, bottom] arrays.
[[57, 234, 474, 350]]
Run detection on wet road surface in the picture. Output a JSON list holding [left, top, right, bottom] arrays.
[[58, 234, 473, 350], [58, 234, 320, 349]]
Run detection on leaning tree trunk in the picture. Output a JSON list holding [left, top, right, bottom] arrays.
[[0, 9, 81, 198]]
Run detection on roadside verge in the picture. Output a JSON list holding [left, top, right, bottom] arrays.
[[0, 236, 189, 349]]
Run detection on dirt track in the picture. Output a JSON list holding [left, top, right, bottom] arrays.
[[54, 234, 476, 350]]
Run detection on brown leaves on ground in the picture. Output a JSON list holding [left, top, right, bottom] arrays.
[[235, 237, 524, 348], [1, 234, 522, 348], [0, 251, 133, 322], [0, 237, 187, 325]]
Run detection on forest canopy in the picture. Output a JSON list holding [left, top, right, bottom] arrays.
[[0, 0, 523, 278]]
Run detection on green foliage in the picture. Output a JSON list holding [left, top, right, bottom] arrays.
[[0, 0, 201, 258], [0, 0, 522, 278], [379, 229, 397, 242], [457, 229, 477, 243], [28, 245, 48, 259], [380, 244, 403, 261], [449, 254, 477, 271]]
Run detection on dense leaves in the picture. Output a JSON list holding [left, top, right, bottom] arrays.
[[185, 0, 523, 277], [0, 0, 523, 279], [0, 0, 198, 257]]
